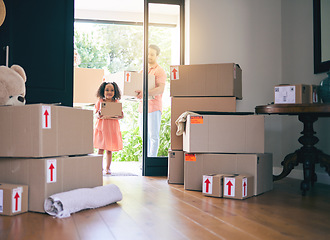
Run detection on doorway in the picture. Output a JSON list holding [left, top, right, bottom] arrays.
[[74, 0, 184, 176]]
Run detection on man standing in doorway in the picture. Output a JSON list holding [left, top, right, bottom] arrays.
[[136, 44, 167, 157]]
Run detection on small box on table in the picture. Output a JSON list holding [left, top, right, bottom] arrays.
[[274, 84, 310, 104]]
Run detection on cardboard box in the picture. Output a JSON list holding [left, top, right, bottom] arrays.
[[0, 104, 93, 157], [170, 63, 242, 99], [0, 154, 103, 213], [274, 84, 310, 104], [171, 97, 236, 150], [223, 174, 254, 200], [168, 150, 184, 184], [183, 114, 265, 154], [74, 67, 104, 104], [0, 183, 28, 216], [100, 102, 123, 118], [184, 153, 273, 196], [202, 174, 225, 198], [108, 71, 155, 99]]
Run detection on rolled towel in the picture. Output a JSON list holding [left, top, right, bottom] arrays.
[[175, 111, 200, 136], [44, 184, 122, 218]]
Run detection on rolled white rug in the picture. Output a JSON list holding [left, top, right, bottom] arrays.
[[44, 184, 123, 218]]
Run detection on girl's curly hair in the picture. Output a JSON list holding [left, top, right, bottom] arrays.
[[96, 82, 121, 100]]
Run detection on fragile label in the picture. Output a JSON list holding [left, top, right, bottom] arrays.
[[242, 178, 248, 197], [0, 189, 3, 213], [170, 66, 179, 80], [46, 159, 57, 183], [125, 72, 131, 82], [190, 116, 203, 124], [203, 176, 213, 194], [42, 106, 51, 129], [12, 187, 22, 213], [224, 177, 235, 197], [185, 154, 196, 161], [274, 86, 296, 104]]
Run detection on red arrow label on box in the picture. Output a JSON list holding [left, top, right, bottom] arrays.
[[172, 68, 177, 79], [46, 159, 57, 183], [170, 66, 179, 80], [44, 110, 49, 128], [14, 192, 20, 211], [204, 178, 211, 193], [42, 106, 51, 129], [49, 163, 55, 182], [125, 72, 131, 82], [226, 180, 233, 195], [243, 181, 247, 196]]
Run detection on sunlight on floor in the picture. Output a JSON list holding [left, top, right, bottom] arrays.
[[108, 161, 142, 176]]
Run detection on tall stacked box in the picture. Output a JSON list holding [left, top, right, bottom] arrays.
[[0, 104, 102, 213], [168, 63, 241, 183]]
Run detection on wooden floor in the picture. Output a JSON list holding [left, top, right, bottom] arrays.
[[1, 176, 330, 240]]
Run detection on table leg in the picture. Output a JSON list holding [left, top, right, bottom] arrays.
[[298, 114, 319, 195], [274, 114, 323, 195], [273, 151, 299, 181]]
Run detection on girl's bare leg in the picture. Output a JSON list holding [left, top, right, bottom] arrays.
[[105, 150, 112, 173]]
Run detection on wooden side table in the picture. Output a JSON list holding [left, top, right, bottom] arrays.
[[255, 103, 330, 195]]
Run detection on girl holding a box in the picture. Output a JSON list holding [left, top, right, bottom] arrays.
[[94, 82, 124, 175]]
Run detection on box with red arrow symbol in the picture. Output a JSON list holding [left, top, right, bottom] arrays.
[[0, 183, 28, 216], [0, 154, 102, 213], [202, 174, 226, 198], [223, 174, 254, 200], [0, 104, 93, 158]]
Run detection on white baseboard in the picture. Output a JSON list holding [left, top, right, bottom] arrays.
[[273, 167, 330, 185]]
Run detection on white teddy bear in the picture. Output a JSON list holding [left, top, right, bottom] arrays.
[[0, 65, 27, 106]]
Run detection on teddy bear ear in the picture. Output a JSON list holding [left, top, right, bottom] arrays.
[[11, 64, 27, 82]]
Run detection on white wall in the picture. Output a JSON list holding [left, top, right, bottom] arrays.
[[281, 0, 330, 183], [186, 0, 283, 170], [186, 0, 330, 184], [187, 0, 282, 112]]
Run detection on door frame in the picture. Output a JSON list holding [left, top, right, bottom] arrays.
[[142, 0, 184, 176]]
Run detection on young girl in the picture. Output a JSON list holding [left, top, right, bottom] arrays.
[[94, 82, 124, 175]]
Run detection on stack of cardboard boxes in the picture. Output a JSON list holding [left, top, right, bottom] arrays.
[[0, 104, 103, 215], [168, 63, 273, 199]]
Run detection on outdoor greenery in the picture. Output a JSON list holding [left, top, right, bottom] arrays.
[[75, 22, 172, 161], [74, 22, 172, 75], [112, 102, 171, 161]]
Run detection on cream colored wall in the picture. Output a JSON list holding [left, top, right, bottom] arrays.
[[186, 0, 282, 111], [186, 0, 330, 184]]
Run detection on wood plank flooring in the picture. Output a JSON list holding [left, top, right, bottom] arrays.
[[1, 176, 330, 240]]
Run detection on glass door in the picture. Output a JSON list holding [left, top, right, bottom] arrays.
[[142, 0, 184, 176]]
